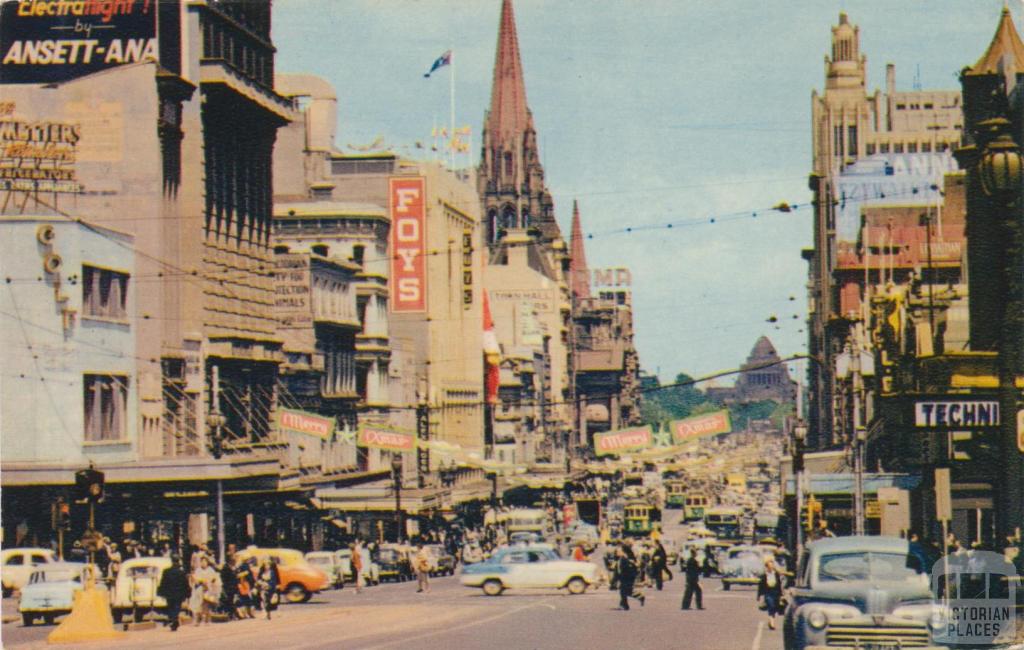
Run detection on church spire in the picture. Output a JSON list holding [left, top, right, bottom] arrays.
[[569, 200, 590, 300], [486, 0, 532, 146], [967, 6, 1024, 76]]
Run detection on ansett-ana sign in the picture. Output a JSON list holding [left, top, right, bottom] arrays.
[[914, 399, 1000, 428], [1, 0, 158, 84]]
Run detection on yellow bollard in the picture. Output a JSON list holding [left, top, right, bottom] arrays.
[[47, 564, 124, 645]]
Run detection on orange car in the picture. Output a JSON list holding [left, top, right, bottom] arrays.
[[235, 548, 329, 603]]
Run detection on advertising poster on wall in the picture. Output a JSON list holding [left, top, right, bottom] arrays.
[[1, 0, 158, 84]]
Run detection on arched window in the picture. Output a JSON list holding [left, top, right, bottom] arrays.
[[487, 209, 498, 243], [500, 205, 516, 232]]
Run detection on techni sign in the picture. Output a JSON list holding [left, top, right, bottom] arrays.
[[914, 399, 1000, 428], [389, 177, 426, 312]]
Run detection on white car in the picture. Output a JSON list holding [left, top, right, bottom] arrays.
[[459, 544, 600, 596], [18, 562, 100, 626], [2, 548, 58, 597], [305, 551, 344, 589], [110, 556, 171, 623]]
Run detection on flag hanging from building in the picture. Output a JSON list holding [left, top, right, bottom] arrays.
[[424, 50, 452, 78], [483, 291, 500, 404]]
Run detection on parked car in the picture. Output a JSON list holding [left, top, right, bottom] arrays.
[[1, 548, 58, 597], [374, 544, 412, 582], [720, 544, 772, 590], [334, 549, 353, 582], [235, 547, 329, 603], [18, 562, 99, 626], [568, 523, 600, 552], [304, 551, 344, 589], [424, 544, 456, 577], [459, 544, 600, 596], [783, 536, 943, 650], [461, 542, 484, 564], [110, 556, 172, 624]]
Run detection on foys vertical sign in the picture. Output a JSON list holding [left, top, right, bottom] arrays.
[[1, 0, 157, 84], [389, 177, 427, 312]]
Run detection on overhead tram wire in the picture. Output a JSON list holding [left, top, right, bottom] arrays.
[[0, 179, 943, 287]]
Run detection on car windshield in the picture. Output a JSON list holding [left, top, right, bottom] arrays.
[[308, 556, 330, 565], [818, 552, 922, 582], [730, 549, 760, 561]]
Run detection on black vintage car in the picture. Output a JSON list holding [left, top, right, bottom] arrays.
[[374, 544, 412, 582]]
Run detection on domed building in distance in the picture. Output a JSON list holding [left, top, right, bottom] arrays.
[[706, 337, 797, 405]]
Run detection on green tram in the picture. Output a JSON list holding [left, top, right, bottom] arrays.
[[665, 479, 687, 509], [623, 500, 661, 536], [683, 494, 710, 521]]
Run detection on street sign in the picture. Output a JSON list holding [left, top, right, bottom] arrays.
[[935, 467, 952, 522]]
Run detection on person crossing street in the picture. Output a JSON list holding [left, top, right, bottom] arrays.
[[681, 546, 704, 610]]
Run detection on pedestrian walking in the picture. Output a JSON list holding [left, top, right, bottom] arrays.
[[650, 540, 669, 591], [681, 546, 704, 610], [156, 555, 190, 632], [235, 556, 255, 619], [351, 541, 364, 594], [757, 556, 785, 630], [255, 558, 280, 620], [414, 543, 431, 593], [190, 555, 220, 626], [615, 542, 645, 611], [220, 555, 240, 620], [572, 542, 588, 562]]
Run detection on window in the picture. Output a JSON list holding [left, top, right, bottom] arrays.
[[880, 143, 890, 154], [84, 375, 128, 442], [352, 245, 365, 266], [847, 126, 858, 156], [893, 143, 904, 153], [866, 143, 875, 155], [907, 142, 918, 153], [82, 266, 129, 320], [5, 555, 23, 566]]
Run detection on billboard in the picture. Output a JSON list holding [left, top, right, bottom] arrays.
[[593, 426, 653, 456], [1, 0, 158, 84], [670, 410, 732, 443], [357, 426, 417, 453], [275, 408, 335, 439], [835, 153, 958, 243], [389, 177, 426, 312]]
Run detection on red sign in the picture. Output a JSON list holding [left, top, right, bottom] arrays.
[[389, 177, 427, 312], [357, 426, 416, 453], [670, 410, 731, 443], [594, 426, 653, 456]]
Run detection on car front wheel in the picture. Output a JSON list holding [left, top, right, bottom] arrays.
[[284, 583, 311, 603], [481, 579, 504, 597], [566, 577, 587, 595], [722, 581, 731, 591], [22, 613, 33, 627]]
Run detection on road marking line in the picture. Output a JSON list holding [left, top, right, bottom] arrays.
[[751, 620, 764, 650]]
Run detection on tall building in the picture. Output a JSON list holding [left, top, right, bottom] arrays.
[[1, 1, 302, 551], [478, 0, 573, 459], [805, 13, 963, 449]]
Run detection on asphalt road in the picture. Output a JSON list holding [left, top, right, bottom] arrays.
[[1, 561, 783, 650]]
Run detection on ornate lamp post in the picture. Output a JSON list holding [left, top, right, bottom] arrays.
[[793, 422, 807, 560]]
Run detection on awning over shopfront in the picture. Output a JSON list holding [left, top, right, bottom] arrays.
[[784, 473, 921, 496]]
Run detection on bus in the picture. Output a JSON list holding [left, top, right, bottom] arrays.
[[726, 473, 747, 494], [665, 480, 687, 509], [623, 501, 661, 537], [703, 506, 743, 540], [502, 508, 549, 535], [683, 494, 710, 521], [753, 509, 786, 542]]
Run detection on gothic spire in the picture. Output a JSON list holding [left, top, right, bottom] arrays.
[[968, 7, 1024, 76], [569, 200, 590, 300], [486, 0, 533, 146]]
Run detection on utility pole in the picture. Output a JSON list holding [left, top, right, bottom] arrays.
[[850, 343, 865, 536], [209, 365, 226, 565], [794, 422, 807, 560]]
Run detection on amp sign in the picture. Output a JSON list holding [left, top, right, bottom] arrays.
[[913, 399, 1000, 428], [389, 177, 427, 313]]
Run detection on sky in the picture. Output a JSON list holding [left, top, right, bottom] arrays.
[[272, 0, 1008, 386]]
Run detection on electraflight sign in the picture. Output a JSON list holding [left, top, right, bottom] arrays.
[[389, 177, 426, 312]]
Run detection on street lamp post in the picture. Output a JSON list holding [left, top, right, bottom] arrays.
[[794, 422, 807, 561], [391, 454, 403, 543]]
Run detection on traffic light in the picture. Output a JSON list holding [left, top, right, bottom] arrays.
[[74, 468, 104, 503], [58, 502, 71, 531], [802, 496, 822, 531]]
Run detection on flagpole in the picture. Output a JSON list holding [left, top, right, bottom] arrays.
[[450, 49, 456, 171]]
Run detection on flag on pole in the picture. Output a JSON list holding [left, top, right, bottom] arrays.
[[424, 50, 452, 78], [483, 291, 500, 404]]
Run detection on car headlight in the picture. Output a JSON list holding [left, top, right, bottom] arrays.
[[807, 609, 828, 630], [929, 608, 946, 631]]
